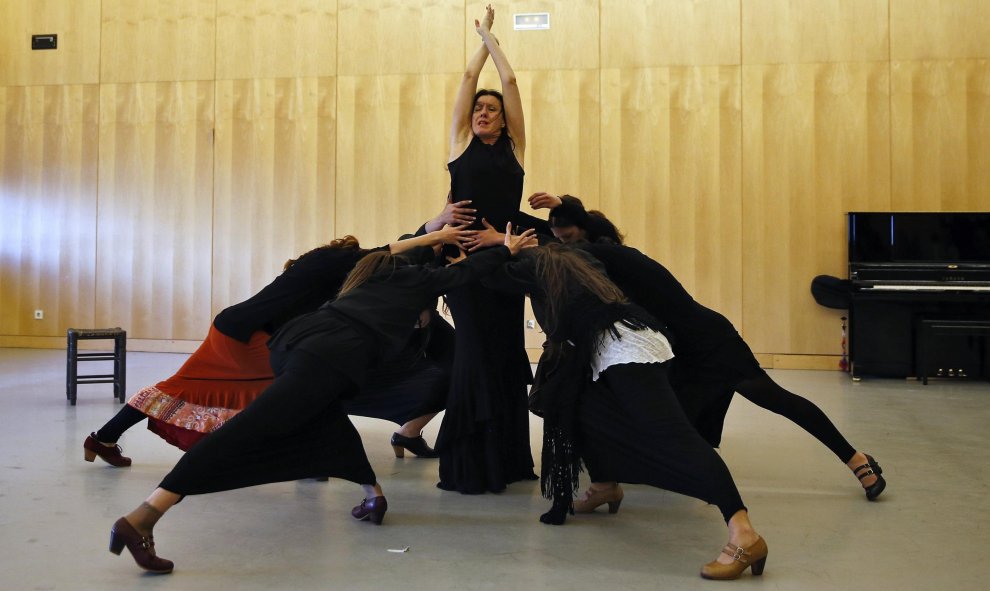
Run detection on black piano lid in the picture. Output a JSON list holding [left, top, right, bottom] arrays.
[[849, 212, 990, 265]]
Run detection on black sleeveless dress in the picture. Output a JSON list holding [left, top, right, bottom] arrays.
[[436, 134, 537, 493]]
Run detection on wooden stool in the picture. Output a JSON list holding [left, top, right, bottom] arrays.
[[66, 327, 127, 405]]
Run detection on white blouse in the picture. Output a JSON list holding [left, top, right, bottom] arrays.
[[590, 321, 674, 381]]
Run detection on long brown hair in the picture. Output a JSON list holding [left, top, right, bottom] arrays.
[[283, 235, 362, 271], [337, 250, 398, 296], [532, 244, 627, 332]]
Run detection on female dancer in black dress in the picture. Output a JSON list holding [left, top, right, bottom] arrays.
[[83, 228, 466, 466], [107, 227, 537, 574], [490, 243, 769, 580], [528, 192, 887, 508], [433, 5, 538, 493]]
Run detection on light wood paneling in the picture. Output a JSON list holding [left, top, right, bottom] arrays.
[[97, 82, 215, 339], [600, 66, 743, 326], [340, 0, 462, 76], [0, 85, 99, 336], [742, 0, 889, 64], [477, 69, 600, 207], [0, 0, 101, 86], [602, 0, 740, 68], [464, 1, 600, 71], [101, 0, 216, 83], [213, 77, 337, 314], [891, 60, 990, 211], [335, 74, 455, 245], [741, 63, 891, 355], [892, 0, 990, 60], [217, 0, 338, 80]]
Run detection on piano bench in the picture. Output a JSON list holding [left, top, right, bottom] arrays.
[[917, 319, 990, 385]]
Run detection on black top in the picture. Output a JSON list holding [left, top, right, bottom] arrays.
[[213, 246, 386, 343], [448, 134, 524, 231], [267, 246, 513, 385]]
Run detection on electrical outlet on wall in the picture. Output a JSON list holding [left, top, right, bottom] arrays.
[[34, 310, 44, 320]]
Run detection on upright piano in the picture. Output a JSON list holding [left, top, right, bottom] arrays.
[[847, 212, 990, 381]]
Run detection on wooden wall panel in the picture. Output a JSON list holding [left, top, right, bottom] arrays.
[[101, 0, 216, 83], [742, 0, 889, 64], [340, 0, 462, 76], [335, 74, 455, 245], [97, 82, 214, 339], [483, 69, 600, 208], [892, 0, 990, 60], [464, 0, 600, 71], [600, 66, 743, 325], [891, 60, 990, 211], [0, 85, 99, 336], [602, 0, 739, 68], [217, 0, 338, 80], [0, 0, 101, 86], [213, 77, 337, 314], [741, 63, 891, 355]]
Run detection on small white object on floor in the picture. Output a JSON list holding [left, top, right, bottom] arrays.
[[387, 546, 410, 553]]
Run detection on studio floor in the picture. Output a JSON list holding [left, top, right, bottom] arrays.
[[1, 347, 987, 590]]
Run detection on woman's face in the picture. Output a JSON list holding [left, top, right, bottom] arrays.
[[551, 224, 586, 244], [472, 95, 504, 139]]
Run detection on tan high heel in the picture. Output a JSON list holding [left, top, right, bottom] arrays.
[[572, 484, 624, 514], [700, 536, 768, 580]]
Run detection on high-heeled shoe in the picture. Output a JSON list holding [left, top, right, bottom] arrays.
[[853, 454, 886, 501], [700, 536, 768, 580], [390, 433, 439, 458], [351, 496, 388, 525], [109, 517, 174, 574], [572, 484, 624, 514], [84, 433, 132, 467]]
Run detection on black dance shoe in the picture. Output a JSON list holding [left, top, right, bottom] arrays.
[[84, 433, 132, 467], [351, 496, 388, 525], [539, 498, 574, 526], [853, 454, 886, 501], [109, 517, 174, 574], [390, 433, 439, 458]]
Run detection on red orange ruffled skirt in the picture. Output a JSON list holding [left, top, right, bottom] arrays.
[[126, 326, 274, 451]]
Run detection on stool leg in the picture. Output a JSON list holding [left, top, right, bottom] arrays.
[[116, 334, 127, 403], [67, 334, 78, 406]]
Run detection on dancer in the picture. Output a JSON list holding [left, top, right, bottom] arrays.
[[490, 243, 768, 580], [108, 225, 537, 574], [433, 4, 538, 493], [529, 192, 887, 505], [84, 227, 467, 466]]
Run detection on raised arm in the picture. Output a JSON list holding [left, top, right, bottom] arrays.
[[477, 6, 525, 159], [450, 40, 491, 161]]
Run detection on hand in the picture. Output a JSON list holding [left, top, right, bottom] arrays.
[[433, 224, 472, 247], [445, 246, 468, 265], [503, 222, 538, 256], [435, 199, 476, 227], [464, 218, 504, 252], [528, 192, 562, 210], [475, 4, 494, 35]]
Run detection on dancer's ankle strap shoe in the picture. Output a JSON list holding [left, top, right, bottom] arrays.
[[84, 434, 132, 467], [700, 536, 768, 580], [390, 433, 439, 458], [109, 517, 173, 574], [351, 496, 388, 525], [572, 484, 623, 514], [853, 454, 886, 501]]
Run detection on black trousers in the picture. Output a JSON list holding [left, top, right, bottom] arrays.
[[579, 362, 746, 523], [159, 349, 376, 496]]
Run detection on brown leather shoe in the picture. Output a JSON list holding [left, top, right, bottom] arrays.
[[109, 517, 174, 574], [700, 536, 768, 580], [573, 484, 624, 514], [84, 434, 132, 467], [351, 496, 388, 525]]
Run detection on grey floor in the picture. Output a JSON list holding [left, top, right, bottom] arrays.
[[1, 348, 988, 590]]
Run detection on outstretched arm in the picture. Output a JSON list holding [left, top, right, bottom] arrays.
[[389, 226, 469, 254], [450, 39, 491, 161], [477, 6, 525, 159]]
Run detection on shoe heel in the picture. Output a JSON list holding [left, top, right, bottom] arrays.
[[109, 530, 125, 555], [607, 499, 622, 514], [84, 449, 97, 462], [369, 510, 386, 525], [391, 445, 405, 458], [751, 556, 767, 576]]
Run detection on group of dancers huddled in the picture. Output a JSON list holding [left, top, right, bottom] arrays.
[[84, 6, 886, 580]]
